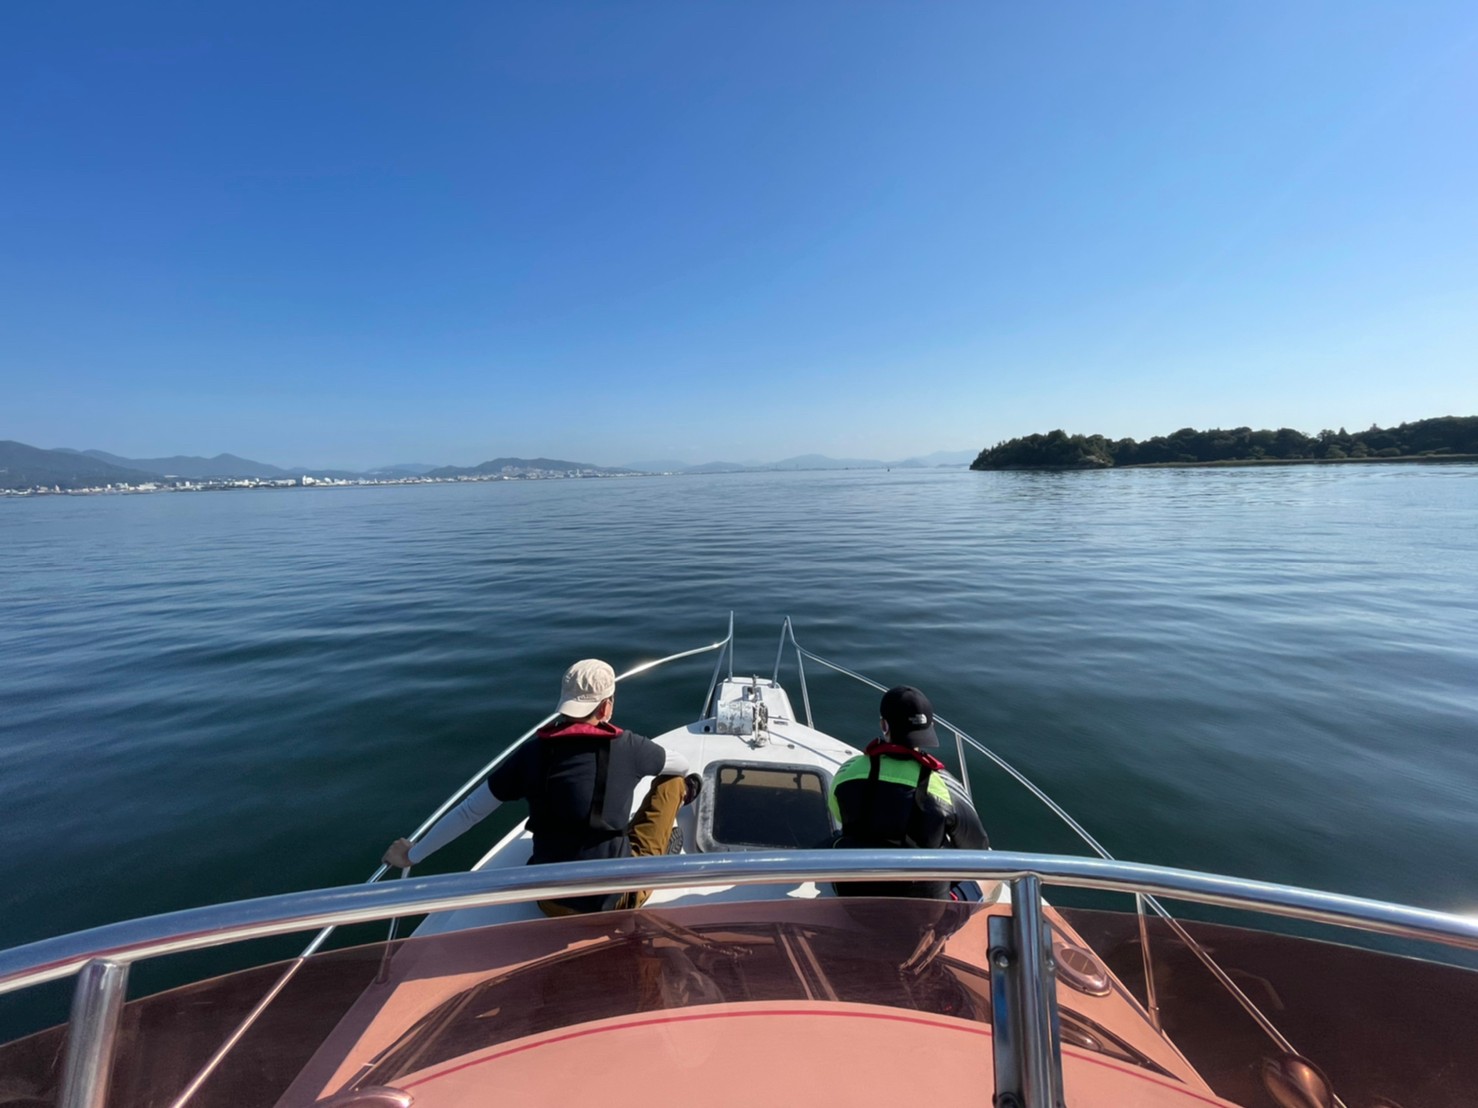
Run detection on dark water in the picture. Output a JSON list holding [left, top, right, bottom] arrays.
[[3, 466, 1477, 1027]]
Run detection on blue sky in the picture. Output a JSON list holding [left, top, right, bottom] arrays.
[[3, 3, 1476, 469]]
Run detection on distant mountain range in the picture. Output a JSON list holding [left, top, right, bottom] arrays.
[[0, 442, 642, 490], [362, 463, 439, 478], [0, 442, 392, 490], [57, 448, 292, 479], [620, 450, 977, 473], [2, 442, 164, 489], [1, 440, 978, 491], [425, 457, 635, 478]]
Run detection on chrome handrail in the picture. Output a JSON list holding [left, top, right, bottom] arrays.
[[4, 849, 1477, 997]]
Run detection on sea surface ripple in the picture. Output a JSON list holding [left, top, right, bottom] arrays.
[[1, 465, 1476, 1027]]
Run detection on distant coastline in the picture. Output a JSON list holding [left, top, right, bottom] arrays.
[[970, 417, 1478, 471], [1121, 453, 1478, 469], [0, 441, 975, 497]]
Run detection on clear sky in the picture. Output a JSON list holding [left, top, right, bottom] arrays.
[[3, 3, 1476, 469]]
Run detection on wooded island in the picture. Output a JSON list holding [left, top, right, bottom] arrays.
[[971, 416, 1478, 470]]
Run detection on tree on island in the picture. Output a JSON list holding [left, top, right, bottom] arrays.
[[970, 416, 1478, 470]]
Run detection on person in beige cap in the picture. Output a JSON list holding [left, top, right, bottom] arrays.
[[383, 659, 693, 915]]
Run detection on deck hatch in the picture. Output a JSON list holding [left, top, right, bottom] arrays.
[[696, 761, 838, 852]]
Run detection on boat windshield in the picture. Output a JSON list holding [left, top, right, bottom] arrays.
[[1, 899, 1475, 1107]]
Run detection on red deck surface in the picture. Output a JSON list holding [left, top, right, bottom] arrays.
[[398, 1001, 1241, 1108]]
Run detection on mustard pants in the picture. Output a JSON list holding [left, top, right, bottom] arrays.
[[537, 774, 687, 916]]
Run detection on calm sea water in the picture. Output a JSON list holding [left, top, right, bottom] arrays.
[[2, 465, 1477, 1029]]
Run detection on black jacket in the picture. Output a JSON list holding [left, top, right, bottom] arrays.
[[830, 745, 988, 900], [489, 719, 665, 912]]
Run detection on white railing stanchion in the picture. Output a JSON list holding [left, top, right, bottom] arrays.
[[58, 958, 128, 1108], [949, 725, 973, 800], [1136, 893, 1162, 1031], [702, 614, 733, 716], [782, 617, 815, 727], [795, 644, 813, 729], [376, 867, 411, 985]]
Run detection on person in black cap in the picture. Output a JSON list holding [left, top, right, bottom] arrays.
[[827, 685, 988, 900]]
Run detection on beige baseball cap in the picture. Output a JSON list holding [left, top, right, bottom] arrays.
[[556, 658, 616, 717]]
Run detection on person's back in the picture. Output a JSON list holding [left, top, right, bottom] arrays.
[[384, 659, 692, 915], [494, 719, 661, 865], [829, 686, 987, 900]]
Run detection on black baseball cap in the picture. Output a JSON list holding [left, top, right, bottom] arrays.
[[880, 685, 939, 748]]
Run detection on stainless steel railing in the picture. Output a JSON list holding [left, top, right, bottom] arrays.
[[8, 849, 1477, 994], [6, 851, 1478, 1108]]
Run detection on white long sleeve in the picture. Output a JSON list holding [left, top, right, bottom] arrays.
[[407, 781, 503, 865], [659, 745, 690, 776]]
